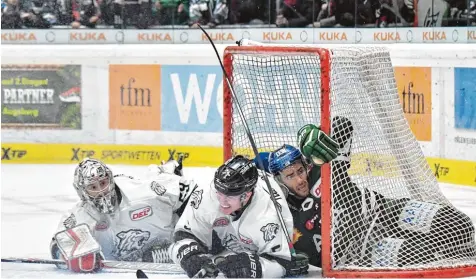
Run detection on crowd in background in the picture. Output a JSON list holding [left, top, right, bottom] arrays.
[[2, 0, 475, 29]]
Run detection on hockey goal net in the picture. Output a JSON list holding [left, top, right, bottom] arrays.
[[222, 45, 476, 278]]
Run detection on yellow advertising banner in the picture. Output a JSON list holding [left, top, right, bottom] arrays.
[[109, 65, 161, 131], [394, 67, 432, 141], [1, 143, 222, 167]]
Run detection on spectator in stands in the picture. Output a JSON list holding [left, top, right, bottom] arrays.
[[468, 0, 476, 25], [152, 0, 188, 25], [112, 0, 152, 29], [375, 0, 415, 27], [188, 0, 211, 26], [443, 0, 469, 26], [71, 0, 100, 28], [99, 0, 115, 25], [188, 0, 228, 28], [1, 0, 25, 28], [331, 0, 378, 27], [228, 0, 271, 25], [22, 0, 59, 28], [275, 0, 321, 27], [207, 0, 228, 27]]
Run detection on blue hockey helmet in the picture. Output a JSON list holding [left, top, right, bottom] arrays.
[[268, 144, 304, 175]]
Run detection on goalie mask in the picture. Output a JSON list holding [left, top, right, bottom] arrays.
[[73, 158, 118, 214]]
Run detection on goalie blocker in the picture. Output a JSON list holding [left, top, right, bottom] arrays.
[[52, 224, 104, 272]]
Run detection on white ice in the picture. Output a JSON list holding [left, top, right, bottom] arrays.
[[2, 164, 476, 278]]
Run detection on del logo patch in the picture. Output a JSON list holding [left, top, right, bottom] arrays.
[[130, 206, 153, 221]]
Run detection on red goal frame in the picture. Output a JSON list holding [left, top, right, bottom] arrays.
[[222, 45, 476, 278]]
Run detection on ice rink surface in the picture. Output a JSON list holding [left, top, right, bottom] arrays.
[[2, 164, 476, 278]]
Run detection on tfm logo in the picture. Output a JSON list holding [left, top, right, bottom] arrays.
[[130, 206, 152, 221]]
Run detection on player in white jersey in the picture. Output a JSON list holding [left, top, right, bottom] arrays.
[[50, 157, 196, 273], [169, 155, 309, 278]]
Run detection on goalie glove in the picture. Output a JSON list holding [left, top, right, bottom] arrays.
[[297, 124, 339, 166], [54, 223, 104, 273]]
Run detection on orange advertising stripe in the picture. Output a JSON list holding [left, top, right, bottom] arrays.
[[394, 67, 432, 142], [109, 65, 162, 131]]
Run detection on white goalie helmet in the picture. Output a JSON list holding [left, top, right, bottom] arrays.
[[73, 158, 118, 214]]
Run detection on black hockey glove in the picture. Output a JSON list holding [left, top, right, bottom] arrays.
[[215, 252, 263, 278], [264, 251, 309, 277], [177, 242, 218, 278]]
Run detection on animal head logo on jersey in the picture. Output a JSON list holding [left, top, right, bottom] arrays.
[[150, 181, 166, 196], [114, 229, 150, 260], [260, 223, 279, 242], [222, 233, 250, 253], [63, 213, 76, 229], [190, 189, 203, 209]]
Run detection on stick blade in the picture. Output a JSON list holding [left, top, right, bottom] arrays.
[[136, 269, 148, 279]]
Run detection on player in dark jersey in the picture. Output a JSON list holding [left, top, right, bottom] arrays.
[[260, 144, 323, 267], [256, 116, 476, 268], [254, 116, 363, 267]]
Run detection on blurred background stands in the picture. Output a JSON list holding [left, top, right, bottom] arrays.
[[1, 0, 475, 30]]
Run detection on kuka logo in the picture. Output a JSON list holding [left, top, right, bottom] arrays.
[[130, 206, 152, 221], [1, 32, 37, 41], [120, 78, 151, 107]]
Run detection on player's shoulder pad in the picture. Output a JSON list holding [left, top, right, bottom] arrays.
[[254, 152, 271, 173], [58, 204, 98, 232]]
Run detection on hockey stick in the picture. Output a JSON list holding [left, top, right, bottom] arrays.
[[1, 257, 185, 274], [196, 24, 296, 258]]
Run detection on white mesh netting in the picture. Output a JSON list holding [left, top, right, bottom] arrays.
[[225, 46, 476, 271]]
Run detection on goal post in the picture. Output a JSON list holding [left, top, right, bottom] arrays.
[[222, 45, 476, 278]]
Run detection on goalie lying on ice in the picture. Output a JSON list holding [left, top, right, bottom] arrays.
[[257, 116, 476, 268], [50, 158, 196, 273], [169, 155, 309, 278]]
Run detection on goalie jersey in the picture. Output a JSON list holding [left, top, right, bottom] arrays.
[[170, 175, 295, 278], [50, 171, 196, 262]]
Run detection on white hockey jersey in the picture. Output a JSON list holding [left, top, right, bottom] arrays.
[[170, 176, 294, 278], [51, 171, 196, 262]]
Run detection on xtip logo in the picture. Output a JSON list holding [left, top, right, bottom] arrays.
[[130, 206, 152, 221], [401, 82, 425, 114], [71, 148, 95, 161], [168, 149, 189, 161], [434, 163, 449, 178], [1, 147, 27, 160], [120, 78, 151, 107]]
